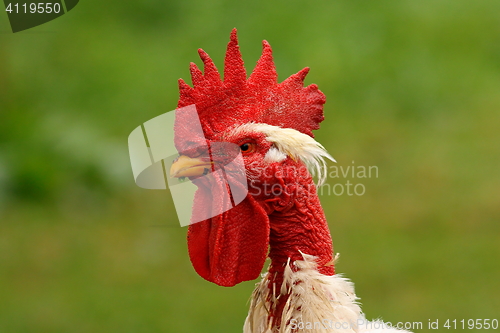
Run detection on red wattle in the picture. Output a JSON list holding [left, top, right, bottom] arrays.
[[187, 178, 270, 287]]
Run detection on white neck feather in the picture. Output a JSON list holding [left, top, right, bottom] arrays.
[[244, 254, 413, 333]]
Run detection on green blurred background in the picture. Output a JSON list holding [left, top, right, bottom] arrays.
[[1, 0, 499, 332]]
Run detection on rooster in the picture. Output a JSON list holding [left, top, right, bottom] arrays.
[[169, 29, 412, 333]]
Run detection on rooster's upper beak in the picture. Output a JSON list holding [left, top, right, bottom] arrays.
[[170, 155, 213, 178]]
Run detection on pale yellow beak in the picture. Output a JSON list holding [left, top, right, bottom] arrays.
[[169, 155, 213, 178]]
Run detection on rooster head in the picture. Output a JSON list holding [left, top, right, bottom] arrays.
[[170, 29, 331, 287]]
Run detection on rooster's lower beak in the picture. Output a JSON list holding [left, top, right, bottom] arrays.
[[170, 155, 212, 178]]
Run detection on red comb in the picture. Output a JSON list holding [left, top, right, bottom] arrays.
[[178, 29, 326, 138]]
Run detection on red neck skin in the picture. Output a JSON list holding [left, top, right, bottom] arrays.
[[253, 162, 335, 329]]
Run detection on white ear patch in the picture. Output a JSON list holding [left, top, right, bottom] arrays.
[[231, 123, 335, 186], [264, 147, 287, 163]]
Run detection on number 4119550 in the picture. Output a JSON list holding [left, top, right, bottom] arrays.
[[444, 319, 498, 330], [6, 3, 62, 14]]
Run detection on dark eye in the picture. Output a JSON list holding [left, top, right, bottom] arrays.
[[239, 142, 256, 154], [240, 143, 251, 152]]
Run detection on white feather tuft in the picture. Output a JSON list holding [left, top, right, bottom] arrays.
[[232, 123, 335, 186], [244, 254, 413, 333], [264, 147, 288, 163]]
